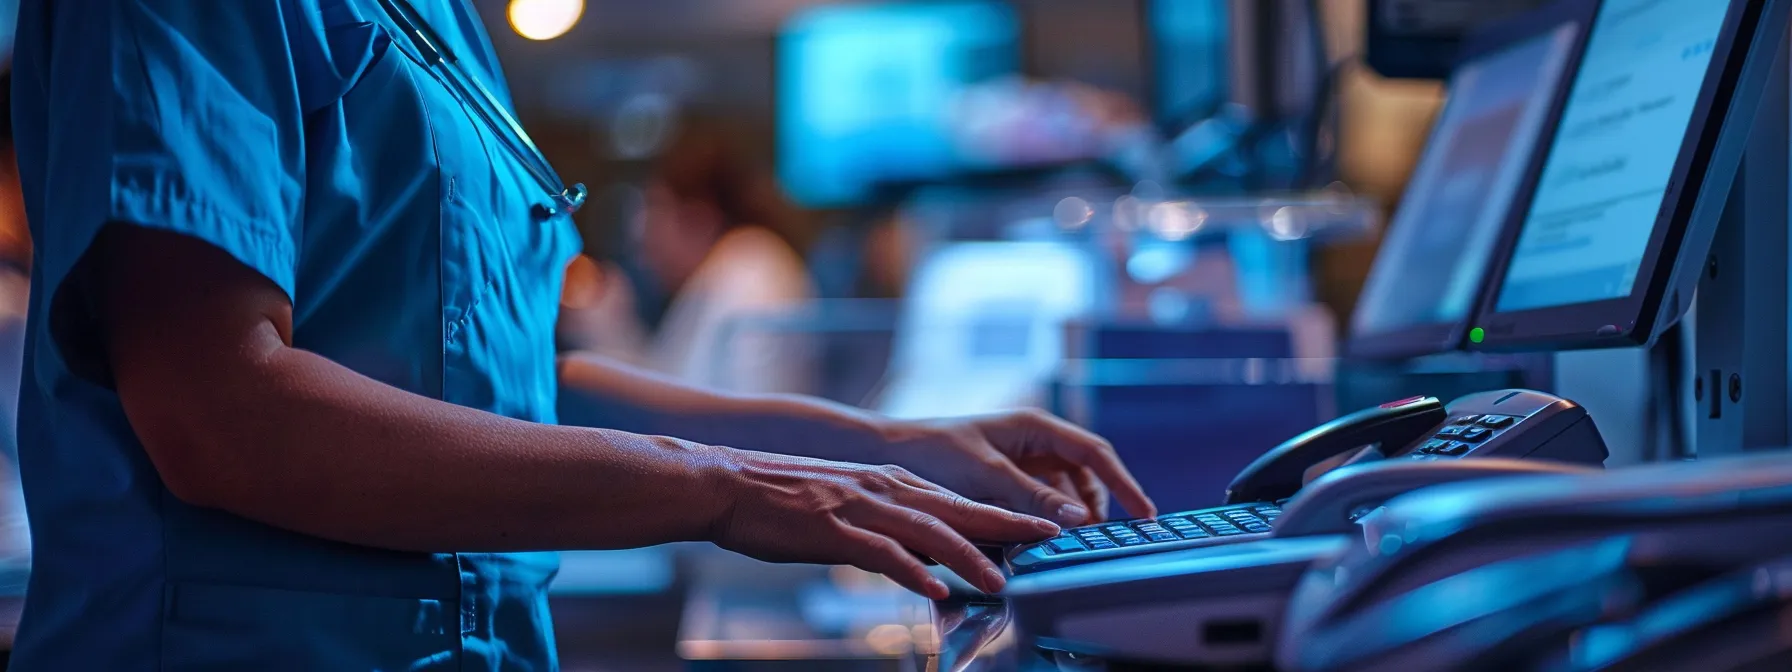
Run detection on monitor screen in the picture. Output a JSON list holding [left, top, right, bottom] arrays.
[[1149, 0, 1230, 130], [777, 2, 1020, 208], [1352, 24, 1581, 342], [1494, 0, 1732, 313]]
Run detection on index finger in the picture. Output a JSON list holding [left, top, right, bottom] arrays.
[[993, 412, 1157, 518], [904, 486, 1062, 543]]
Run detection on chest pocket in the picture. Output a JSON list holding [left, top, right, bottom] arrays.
[[310, 5, 582, 414]]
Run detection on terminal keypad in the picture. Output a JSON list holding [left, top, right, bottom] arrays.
[[1036, 504, 1282, 556], [1412, 414, 1522, 459]]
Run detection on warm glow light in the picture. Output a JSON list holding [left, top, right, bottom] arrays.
[[508, 0, 584, 41], [864, 624, 913, 655]]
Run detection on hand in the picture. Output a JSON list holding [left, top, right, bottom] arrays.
[[709, 449, 1061, 599], [880, 410, 1156, 528]]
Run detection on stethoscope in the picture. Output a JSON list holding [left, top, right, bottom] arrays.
[[373, 0, 587, 221]]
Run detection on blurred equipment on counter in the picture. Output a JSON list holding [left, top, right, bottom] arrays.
[[1365, 0, 1556, 79]]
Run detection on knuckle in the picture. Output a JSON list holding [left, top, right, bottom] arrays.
[[879, 464, 915, 480], [910, 512, 946, 533], [859, 469, 898, 493], [945, 493, 985, 518]]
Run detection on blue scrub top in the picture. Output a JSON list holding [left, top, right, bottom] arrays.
[[10, 0, 582, 668]]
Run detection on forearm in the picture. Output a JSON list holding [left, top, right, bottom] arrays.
[[557, 352, 898, 464], [126, 345, 733, 555]]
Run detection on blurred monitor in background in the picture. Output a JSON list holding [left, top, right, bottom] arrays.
[[560, 119, 817, 396], [1366, 0, 1554, 79], [1148, 0, 1231, 132], [777, 1, 1021, 207]]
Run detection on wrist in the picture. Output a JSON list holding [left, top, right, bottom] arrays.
[[756, 394, 905, 463], [861, 417, 936, 465], [692, 443, 747, 544]]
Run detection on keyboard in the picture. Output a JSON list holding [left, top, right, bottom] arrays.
[[1408, 414, 1522, 460], [1007, 503, 1283, 574]]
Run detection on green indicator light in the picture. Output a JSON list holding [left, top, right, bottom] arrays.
[[1469, 328, 1486, 344]]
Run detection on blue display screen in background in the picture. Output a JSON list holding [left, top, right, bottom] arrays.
[[1496, 0, 1731, 313], [777, 2, 1020, 208], [1352, 25, 1579, 338], [1150, 0, 1230, 130]]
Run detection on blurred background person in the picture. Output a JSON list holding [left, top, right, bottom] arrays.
[[0, 72, 27, 569], [560, 117, 817, 396]]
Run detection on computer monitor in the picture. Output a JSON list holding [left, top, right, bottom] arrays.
[[776, 1, 1021, 208], [1146, 0, 1230, 132], [1347, 2, 1591, 360], [1472, 0, 1791, 351], [1366, 0, 1559, 79]]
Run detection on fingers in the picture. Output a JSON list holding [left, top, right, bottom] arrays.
[[979, 460, 1099, 526], [857, 507, 1007, 594], [874, 464, 1059, 540], [1044, 471, 1094, 526], [907, 486, 1061, 542], [1070, 466, 1111, 522], [990, 412, 1157, 518], [841, 528, 951, 600], [1044, 468, 1106, 525]]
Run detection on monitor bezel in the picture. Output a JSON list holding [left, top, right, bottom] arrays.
[[1345, 0, 1599, 362], [1469, 0, 1789, 352]]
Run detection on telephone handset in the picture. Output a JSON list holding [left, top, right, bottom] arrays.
[[1225, 396, 1447, 505], [1004, 389, 1608, 575]]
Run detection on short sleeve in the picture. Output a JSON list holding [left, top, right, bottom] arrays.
[[22, 0, 320, 380], [101, 0, 309, 298]]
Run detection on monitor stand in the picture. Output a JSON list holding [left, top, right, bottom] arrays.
[[1694, 35, 1792, 458]]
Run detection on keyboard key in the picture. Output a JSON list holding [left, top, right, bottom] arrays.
[[1210, 525, 1246, 536], [1479, 415, 1517, 429], [1148, 532, 1179, 542], [1163, 518, 1196, 529], [1117, 536, 1147, 546], [1459, 427, 1493, 443], [1438, 441, 1472, 456], [1049, 538, 1087, 553], [1104, 525, 1132, 534], [1417, 439, 1452, 455], [1436, 426, 1467, 438], [1178, 528, 1212, 539], [1243, 523, 1272, 533], [1090, 540, 1118, 550], [1452, 415, 1482, 425]]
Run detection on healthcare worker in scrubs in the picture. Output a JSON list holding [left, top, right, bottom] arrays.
[[8, 0, 1155, 669]]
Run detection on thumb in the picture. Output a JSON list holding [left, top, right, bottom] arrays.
[[993, 463, 1090, 527]]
